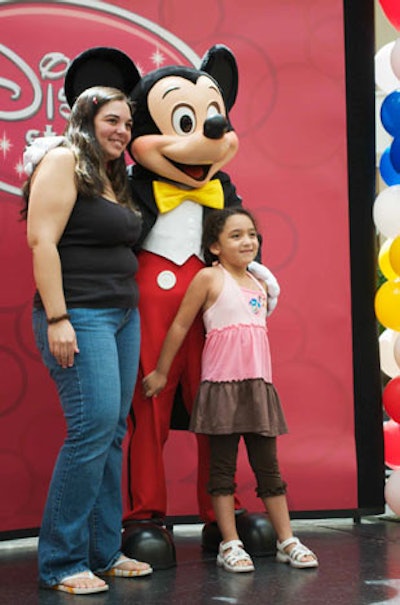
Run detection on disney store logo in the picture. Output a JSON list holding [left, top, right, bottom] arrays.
[[0, 0, 200, 197]]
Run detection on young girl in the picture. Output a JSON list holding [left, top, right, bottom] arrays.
[[143, 207, 318, 573]]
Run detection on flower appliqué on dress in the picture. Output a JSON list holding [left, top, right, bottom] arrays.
[[249, 295, 264, 314]]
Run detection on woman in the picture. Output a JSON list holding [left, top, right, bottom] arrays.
[[22, 86, 152, 594]]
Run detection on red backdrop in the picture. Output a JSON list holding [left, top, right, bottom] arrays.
[[0, 0, 380, 534]]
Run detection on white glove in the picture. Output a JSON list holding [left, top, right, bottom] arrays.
[[23, 135, 66, 176], [248, 260, 280, 316]]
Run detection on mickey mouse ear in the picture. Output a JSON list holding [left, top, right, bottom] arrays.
[[200, 45, 238, 112], [64, 46, 141, 108]]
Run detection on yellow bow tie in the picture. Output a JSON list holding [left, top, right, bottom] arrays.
[[153, 179, 224, 214]]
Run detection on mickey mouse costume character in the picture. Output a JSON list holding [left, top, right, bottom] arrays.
[[25, 45, 280, 570]]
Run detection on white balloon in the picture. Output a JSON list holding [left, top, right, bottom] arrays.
[[373, 186, 400, 238], [391, 39, 400, 80], [379, 329, 400, 377], [376, 42, 400, 93], [394, 333, 400, 368], [385, 470, 400, 515]]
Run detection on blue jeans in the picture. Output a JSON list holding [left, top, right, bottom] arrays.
[[32, 307, 140, 586]]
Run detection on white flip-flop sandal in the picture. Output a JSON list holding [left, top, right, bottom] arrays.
[[103, 555, 153, 577], [51, 570, 109, 594], [276, 537, 318, 569], [216, 539, 255, 573]]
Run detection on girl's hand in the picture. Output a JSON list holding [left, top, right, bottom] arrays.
[[143, 371, 167, 398], [48, 320, 79, 368]]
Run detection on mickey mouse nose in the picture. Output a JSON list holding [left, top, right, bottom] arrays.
[[203, 114, 229, 139]]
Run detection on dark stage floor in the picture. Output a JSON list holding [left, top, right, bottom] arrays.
[[1, 515, 400, 605]]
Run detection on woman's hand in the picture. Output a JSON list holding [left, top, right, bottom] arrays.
[[48, 320, 79, 368], [142, 370, 167, 398]]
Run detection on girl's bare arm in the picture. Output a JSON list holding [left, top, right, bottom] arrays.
[[143, 269, 212, 397]]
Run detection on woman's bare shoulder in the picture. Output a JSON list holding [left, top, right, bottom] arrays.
[[43, 145, 74, 163], [31, 145, 75, 183], [35, 145, 74, 170]]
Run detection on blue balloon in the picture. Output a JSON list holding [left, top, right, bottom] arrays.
[[391, 137, 400, 173], [380, 147, 400, 185], [381, 91, 400, 136]]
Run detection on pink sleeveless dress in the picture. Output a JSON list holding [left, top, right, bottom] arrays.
[[189, 265, 288, 436]]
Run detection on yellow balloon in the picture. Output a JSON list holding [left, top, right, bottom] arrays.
[[389, 235, 400, 277], [375, 280, 400, 331], [379, 239, 398, 280]]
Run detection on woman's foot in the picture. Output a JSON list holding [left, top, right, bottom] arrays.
[[51, 570, 109, 594], [217, 539, 255, 573], [103, 555, 153, 577], [276, 537, 318, 568]]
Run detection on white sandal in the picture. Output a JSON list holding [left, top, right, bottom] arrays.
[[216, 539, 255, 573], [103, 555, 153, 577], [276, 537, 318, 569], [51, 571, 109, 594]]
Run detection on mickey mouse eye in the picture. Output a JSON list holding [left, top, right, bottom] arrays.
[[172, 105, 196, 135], [207, 102, 222, 119]]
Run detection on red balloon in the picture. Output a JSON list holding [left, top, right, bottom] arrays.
[[379, 0, 400, 30], [383, 420, 400, 469], [383, 376, 400, 422]]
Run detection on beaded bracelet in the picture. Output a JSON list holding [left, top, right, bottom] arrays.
[[47, 313, 71, 325]]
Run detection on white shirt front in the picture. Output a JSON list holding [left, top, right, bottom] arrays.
[[142, 200, 204, 265]]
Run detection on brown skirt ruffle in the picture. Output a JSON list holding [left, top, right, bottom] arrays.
[[189, 378, 288, 436]]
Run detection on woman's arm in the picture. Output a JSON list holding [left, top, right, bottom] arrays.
[[27, 147, 79, 368], [143, 269, 212, 397]]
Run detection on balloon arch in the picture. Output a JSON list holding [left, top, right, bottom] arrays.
[[376, 0, 400, 516]]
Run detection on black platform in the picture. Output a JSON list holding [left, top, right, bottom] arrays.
[[1, 515, 400, 605]]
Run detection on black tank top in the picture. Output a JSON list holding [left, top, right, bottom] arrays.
[[34, 194, 142, 309]]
